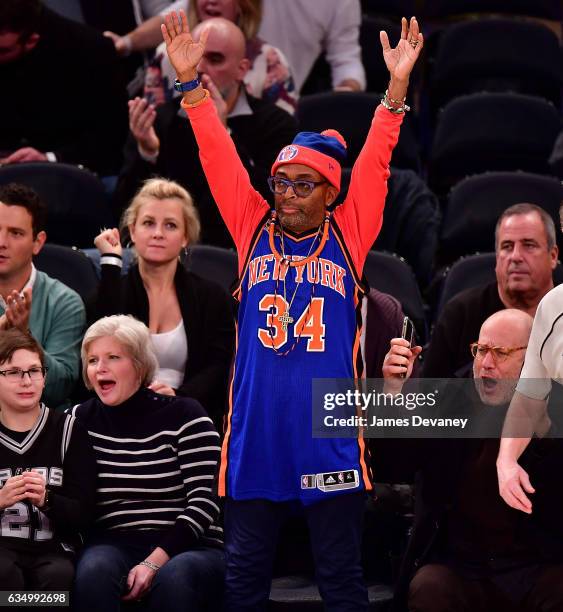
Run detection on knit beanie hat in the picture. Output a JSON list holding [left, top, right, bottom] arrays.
[[271, 130, 348, 191]]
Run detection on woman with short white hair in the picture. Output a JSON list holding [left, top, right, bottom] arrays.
[[72, 315, 224, 611]]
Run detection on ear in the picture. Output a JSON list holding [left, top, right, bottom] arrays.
[[550, 244, 559, 269], [23, 33, 40, 54], [237, 57, 250, 80], [32, 231, 46, 256], [325, 185, 339, 208]]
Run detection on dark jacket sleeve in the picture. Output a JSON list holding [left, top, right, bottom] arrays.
[[177, 275, 235, 429], [92, 262, 126, 321], [44, 419, 97, 533]]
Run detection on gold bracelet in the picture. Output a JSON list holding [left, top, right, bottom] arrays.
[[180, 88, 210, 110]]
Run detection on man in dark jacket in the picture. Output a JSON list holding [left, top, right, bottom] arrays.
[[390, 309, 563, 612], [423, 204, 558, 379], [0, 0, 128, 176]]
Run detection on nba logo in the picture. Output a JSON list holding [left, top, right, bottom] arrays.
[[338, 472, 344, 483], [278, 145, 299, 162]]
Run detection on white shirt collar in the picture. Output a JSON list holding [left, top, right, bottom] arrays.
[[228, 87, 253, 118]]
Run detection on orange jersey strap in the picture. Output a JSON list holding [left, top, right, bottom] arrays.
[[333, 105, 403, 277], [184, 98, 270, 273]]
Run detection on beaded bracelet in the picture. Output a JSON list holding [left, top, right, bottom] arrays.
[[381, 89, 411, 114]]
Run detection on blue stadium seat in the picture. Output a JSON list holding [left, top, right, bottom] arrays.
[[34, 244, 99, 302]]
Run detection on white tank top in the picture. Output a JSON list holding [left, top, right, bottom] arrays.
[[151, 319, 188, 390]]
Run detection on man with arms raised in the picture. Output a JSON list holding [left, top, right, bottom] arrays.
[[163, 10, 422, 610]]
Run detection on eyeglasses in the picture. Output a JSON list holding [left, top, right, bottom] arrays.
[[470, 343, 527, 363], [268, 177, 326, 198], [0, 367, 48, 382]]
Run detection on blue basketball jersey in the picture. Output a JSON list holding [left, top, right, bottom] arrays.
[[220, 220, 371, 503]]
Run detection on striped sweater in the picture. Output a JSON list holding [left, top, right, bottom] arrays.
[[72, 387, 222, 556]]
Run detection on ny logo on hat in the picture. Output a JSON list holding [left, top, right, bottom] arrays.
[[277, 145, 299, 162]]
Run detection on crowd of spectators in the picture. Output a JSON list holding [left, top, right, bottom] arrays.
[[1, 0, 563, 609]]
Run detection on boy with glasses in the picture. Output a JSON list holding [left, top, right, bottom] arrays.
[[0, 328, 96, 593]]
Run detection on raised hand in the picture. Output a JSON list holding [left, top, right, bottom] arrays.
[[380, 16, 423, 84], [161, 10, 209, 82], [94, 228, 122, 257]]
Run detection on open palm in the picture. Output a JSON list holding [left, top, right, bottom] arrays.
[[381, 17, 423, 82], [161, 10, 209, 81]]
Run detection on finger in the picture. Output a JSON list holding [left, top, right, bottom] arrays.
[[160, 22, 170, 46], [415, 31, 424, 53], [22, 287, 32, 308], [387, 365, 410, 376], [379, 30, 391, 52], [504, 488, 532, 513], [139, 106, 156, 131], [400, 16, 407, 39], [410, 16, 419, 40], [509, 484, 532, 512], [4, 149, 27, 163], [199, 24, 210, 49], [129, 98, 147, 124], [163, 13, 174, 43], [520, 471, 535, 494], [390, 346, 413, 358], [390, 338, 411, 348], [389, 356, 410, 368], [180, 9, 189, 35], [172, 11, 182, 36], [202, 75, 221, 100]]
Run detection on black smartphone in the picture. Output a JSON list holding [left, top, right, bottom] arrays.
[[400, 316, 415, 378]]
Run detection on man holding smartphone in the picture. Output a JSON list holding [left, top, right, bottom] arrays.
[[385, 310, 563, 612]]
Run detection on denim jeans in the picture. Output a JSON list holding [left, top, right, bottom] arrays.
[[224, 492, 368, 612], [73, 531, 224, 612]]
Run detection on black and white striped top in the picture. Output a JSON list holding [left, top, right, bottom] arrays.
[[72, 387, 222, 556]]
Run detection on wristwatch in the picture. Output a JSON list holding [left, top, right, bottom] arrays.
[[174, 77, 200, 93]]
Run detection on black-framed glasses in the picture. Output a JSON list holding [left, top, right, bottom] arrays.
[[0, 367, 48, 382], [268, 176, 326, 198], [470, 343, 527, 363]]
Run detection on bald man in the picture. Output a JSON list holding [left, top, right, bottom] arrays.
[[386, 309, 563, 612], [115, 17, 297, 247]]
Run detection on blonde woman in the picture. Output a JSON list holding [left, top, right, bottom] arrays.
[[92, 178, 234, 427]]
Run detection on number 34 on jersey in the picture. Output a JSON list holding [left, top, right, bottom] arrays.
[[258, 295, 326, 351]]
